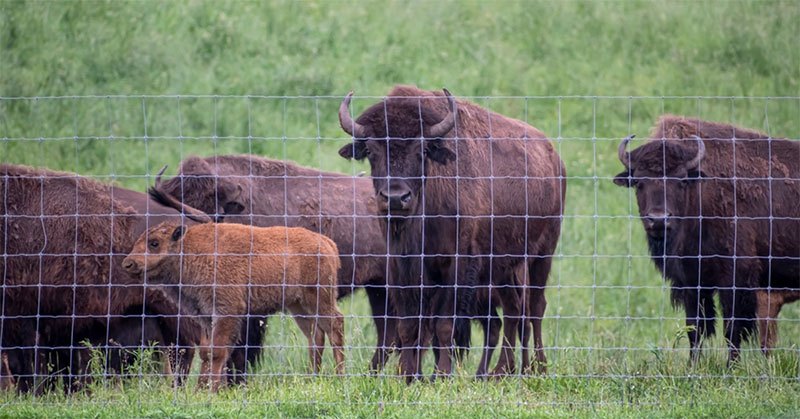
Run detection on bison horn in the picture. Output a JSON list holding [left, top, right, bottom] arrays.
[[684, 135, 706, 171], [426, 88, 458, 139], [617, 134, 635, 168], [154, 165, 168, 189], [339, 91, 368, 139]]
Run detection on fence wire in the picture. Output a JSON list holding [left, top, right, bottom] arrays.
[[0, 95, 798, 406]]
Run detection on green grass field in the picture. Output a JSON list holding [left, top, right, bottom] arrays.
[[1, 0, 799, 417]]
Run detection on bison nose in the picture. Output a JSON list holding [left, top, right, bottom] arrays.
[[121, 258, 137, 273], [644, 212, 672, 231], [378, 188, 413, 211]]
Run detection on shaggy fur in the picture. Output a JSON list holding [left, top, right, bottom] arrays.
[[123, 222, 345, 392], [0, 164, 201, 393], [613, 115, 800, 362], [338, 85, 566, 380]]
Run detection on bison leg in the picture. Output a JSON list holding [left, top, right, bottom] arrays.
[[292, 315, 325, 375], [719, 287, 757, 365], [391, 287, 427, 383], [6, 348, 34, 394], [528, 255, 552, 375], [0, 353, 15, 391], [198, 316, 238, 392], [529, 288, 547, 374], [396, 319, 424, 384], [432, 318, 454, 378], [366, 284, 396, 373], [476, 303, 501, 378], [226, 317, 264, 384], [492, 287, 522, 376], [682, 288, 716, 365], [756, 290, 790, 356], [315, 307, 346, 375]]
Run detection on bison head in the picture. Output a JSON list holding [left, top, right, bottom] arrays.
[[613, 135, 707, 239], [122, 222, 187, 283], [337, 89, 457, 216], [161, 159, 246, 221]]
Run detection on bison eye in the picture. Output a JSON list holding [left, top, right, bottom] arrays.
[[148, 240, 159, 250]]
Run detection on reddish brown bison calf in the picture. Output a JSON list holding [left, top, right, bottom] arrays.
[[122, 222, 345, 391]]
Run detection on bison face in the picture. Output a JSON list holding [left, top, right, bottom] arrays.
[[337, 90, 457, 216], [613, 135, 707, 239], [123, 222, 187, 283]]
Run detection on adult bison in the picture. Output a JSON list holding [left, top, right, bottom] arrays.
[[0, 164, 201, 393], [338, 85, 566, 380], [613, 115, 800, 363]]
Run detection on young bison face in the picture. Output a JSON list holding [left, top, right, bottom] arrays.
[[337, 90, 457, 216], [613, 135, 707, 239], [122, 222, 187, 282]]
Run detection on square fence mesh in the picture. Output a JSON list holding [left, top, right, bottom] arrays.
[[0, 94, 798, 408]]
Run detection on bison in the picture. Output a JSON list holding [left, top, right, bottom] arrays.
[[0, 164, 202, 392], [613, 115, 800, 363], [122, 221, 345, 392], [338, 86, 566, 380]]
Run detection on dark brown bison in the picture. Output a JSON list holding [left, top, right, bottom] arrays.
[[613, 115, 800, 363], [338, 85, 566, 380], [0, 164, 202, 392]]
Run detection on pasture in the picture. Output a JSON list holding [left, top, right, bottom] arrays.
[[1, 0, 799, 417]]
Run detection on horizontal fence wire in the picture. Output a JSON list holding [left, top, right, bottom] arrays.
[[0, 95, 798, 408]]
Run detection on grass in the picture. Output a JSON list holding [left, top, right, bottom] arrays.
[[1, 0, 799, 417]]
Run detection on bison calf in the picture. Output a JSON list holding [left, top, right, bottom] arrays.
[[122, 222, 345, 391]]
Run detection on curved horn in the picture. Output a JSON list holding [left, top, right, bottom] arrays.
[[148, 166, 213, 224], [427, 88, 458, 139], [338, 91, 367, 138], [155, 165, 168, 189], [617, 135, 635, 168], [685, 135, 706, 170]]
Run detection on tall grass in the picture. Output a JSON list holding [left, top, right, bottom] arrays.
[[1, 0, 798, 416]]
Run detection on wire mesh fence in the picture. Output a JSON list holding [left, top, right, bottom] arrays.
[[0, 94, 798, 407]]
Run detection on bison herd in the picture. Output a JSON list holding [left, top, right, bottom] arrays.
[[1, 85, 798, 393]]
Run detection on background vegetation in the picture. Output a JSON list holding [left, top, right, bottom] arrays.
[[1, 0, 798, 417]]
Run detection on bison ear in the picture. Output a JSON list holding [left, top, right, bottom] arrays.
[[338, 141, 369, 161], [613, 170, 634, 187], [171, 225, 187, 242], [425, 139, 456, 165]]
